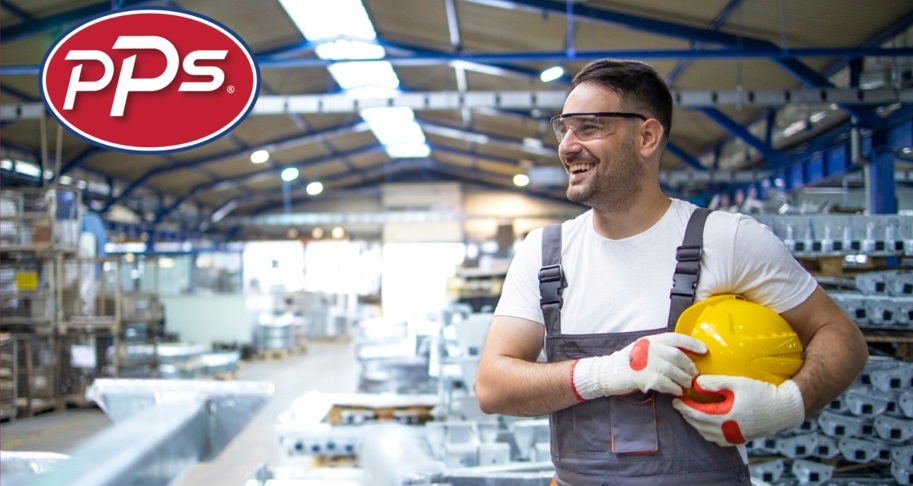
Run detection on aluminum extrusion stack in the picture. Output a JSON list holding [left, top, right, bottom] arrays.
[[748, 358, 913, 485]]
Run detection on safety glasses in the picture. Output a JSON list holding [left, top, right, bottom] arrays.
[[549, 112, 647, 143]]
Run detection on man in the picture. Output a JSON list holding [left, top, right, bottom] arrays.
[[475, 59, 868, 485]]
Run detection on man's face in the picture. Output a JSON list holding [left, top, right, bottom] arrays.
[[557, 83, 645, 212]]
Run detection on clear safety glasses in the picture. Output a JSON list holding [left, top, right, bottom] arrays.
[[549, 112, 647, 143]]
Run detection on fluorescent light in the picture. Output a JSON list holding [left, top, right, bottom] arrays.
[[328, 61, 399, 90], [277, 0, 376, 41], [281, 167, 300, 182], [360, 106, 429, 158], [316, 39, 384, 60], [0, 159, 12, 170], [15, 161, 41, 177], [513, 173, 530, 187], [540, 66, 564, 82], [306, 181, 324, 195], [385, 143, 431, 158], [278, 0, 432, 160], [59, 175, 73, 185]]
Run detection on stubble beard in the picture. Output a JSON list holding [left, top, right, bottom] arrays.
[[565, 136, 644, 213]]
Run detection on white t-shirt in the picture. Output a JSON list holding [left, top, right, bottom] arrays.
[[495, 199, 817, 334]]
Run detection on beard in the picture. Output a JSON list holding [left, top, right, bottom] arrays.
[[565, 135, 644, 213]]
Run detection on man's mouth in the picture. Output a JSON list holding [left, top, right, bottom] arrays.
[[568, 163, 595, 174]]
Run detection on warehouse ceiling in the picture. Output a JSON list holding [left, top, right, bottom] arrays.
[[2, 0, 913, 241]]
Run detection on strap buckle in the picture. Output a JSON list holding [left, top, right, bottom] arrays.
[[670, 272, 699, 298], [676, 245, 702, 262], [538, 264, 564, 307]]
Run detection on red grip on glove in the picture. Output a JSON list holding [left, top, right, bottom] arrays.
[[629, 339, 649, 371], [721, 420, 745, 444], [679, 379, 734, 414]]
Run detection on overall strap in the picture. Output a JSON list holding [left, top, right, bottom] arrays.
[[539, 224, 566, 336], [667, 208, 712, 330]]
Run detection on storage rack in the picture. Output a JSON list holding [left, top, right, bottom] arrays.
[[752, 213, 913, 484], [118, 254, 164, 379], [0, 333, 17, 421], [0, 187, 81, 417]]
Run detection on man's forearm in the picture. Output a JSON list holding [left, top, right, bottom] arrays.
[[476, 356, 582, 417], [792, 319, 868, 416]]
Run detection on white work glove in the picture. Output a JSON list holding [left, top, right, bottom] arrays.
[[572, 332, 707, 400], [672, 375, 805, 447]]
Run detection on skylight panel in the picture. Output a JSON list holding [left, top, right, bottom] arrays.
[[277, 0, 377, 41]]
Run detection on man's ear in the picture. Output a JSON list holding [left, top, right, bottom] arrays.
[[638, 118, 665, 159]]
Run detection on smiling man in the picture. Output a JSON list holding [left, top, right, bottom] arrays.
[[475, 59, 868, 485]]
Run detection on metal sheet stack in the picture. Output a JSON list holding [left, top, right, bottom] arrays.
[[748, 358, 913, 485], [831, 271, 913, 331]]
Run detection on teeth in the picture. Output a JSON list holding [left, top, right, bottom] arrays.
[[569, 164, 594, 173]]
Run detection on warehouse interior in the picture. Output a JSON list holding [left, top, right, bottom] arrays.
[[2, 0, 913, 484]]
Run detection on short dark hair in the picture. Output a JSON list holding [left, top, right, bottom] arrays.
[[570, 59, 673, 142]]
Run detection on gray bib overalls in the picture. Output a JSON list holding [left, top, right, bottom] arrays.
[[538, 208, 750, 485]]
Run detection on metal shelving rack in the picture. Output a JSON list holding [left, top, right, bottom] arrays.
[[0, 186, 82, 417]]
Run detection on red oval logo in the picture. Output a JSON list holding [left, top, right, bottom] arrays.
[[40, 8, 259, 154]]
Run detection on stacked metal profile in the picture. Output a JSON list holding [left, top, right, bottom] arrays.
[[752, 214, 911, 258], [831, 271, 913, 331], [747, 359, 913, 485], [264, 307, 556, 485]]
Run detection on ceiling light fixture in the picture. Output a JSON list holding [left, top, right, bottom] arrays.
[[513, 173, 530, 187], [281, 167, 300, 182], [306, 181, 324, 195], [540, 66, 564, 83], [251, 149, 269, 164]]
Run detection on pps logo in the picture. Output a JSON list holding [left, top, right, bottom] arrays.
[[40, 8, 259, 154]]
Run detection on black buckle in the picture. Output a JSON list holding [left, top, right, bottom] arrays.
[[670, 272, 699, 298], [676, 245, 702, 262], [538, 264, 563, 306]]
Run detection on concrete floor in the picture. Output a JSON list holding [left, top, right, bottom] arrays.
[[0, 341, 360, 485]]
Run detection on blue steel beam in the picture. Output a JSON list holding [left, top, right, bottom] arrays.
[[666, 0, 743, 86], [171, 141, 533, 224], [823, 7, 913, 78], [242, 158, 571, 216], [1, 0, 157, 42], [100, 121, 368, 212], [1, 1, 34, 21], [7, 46, 913, 77], [463, 0, 881, 127], [699, 108, 790, 167], [665, 142, 706, 170], [152, 144, 386, 223], [718, 105, 913, 206]]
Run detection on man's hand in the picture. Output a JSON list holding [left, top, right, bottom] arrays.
[[572, 332, 707, 400], [672, 375, 805, 446]]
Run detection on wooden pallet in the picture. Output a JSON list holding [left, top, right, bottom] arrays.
[[210, 371, 237, 381], [62, 393, 98, 409], [327, 404, 434, 426], [798, 255, 898, 278], [863, 330, 913, 361], [307, 335, 352, 344], [256, 346, 307, 361], [16, 397, 63, 418]]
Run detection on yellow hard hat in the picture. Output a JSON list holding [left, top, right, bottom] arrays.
[[675, 295, 804, 400]]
